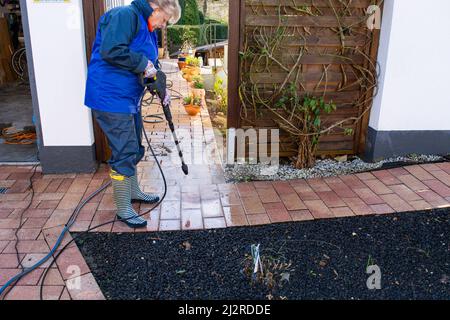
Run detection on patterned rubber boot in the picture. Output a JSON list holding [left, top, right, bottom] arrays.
[[111, 170, 147, 228], [130, 173, 160, 204]]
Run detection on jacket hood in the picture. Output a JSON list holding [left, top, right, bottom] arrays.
[[131, 0, 154, 20]]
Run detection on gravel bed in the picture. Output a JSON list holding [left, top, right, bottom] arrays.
[[224, 154, 447, 183]]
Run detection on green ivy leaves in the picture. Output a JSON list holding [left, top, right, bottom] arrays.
[[274, 84, 337, 147]]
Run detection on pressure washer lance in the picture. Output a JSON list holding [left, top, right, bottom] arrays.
[[141, 70, 189, 176]]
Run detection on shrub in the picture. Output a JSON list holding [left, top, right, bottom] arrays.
[[213, 77, 228, 114], [168, 26, 200, 52], [186, 56, 200, 67], [199, 10, 205, 24], [167, 2, 229, 52], [183, 95, 202, 106], [274, 86, 337, 168], [193, 75, 205, 89], [183, 0, 201, 25], [176, 0, 186, 25], [183, 96, 192, 105], [177, 0, 200, 25]]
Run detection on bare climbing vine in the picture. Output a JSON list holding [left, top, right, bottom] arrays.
[[239, 0, 383, 168]]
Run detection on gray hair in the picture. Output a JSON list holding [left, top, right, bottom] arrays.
[[149, 0, 182, 25]]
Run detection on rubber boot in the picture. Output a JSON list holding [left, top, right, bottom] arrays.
[[130, 173, 160, 204], [111, 170, 147, 228]]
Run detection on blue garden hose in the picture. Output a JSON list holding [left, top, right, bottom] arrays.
[[0, 86, 177, 299], [0, 226, 69, 296], [0, 179, 111, 298]]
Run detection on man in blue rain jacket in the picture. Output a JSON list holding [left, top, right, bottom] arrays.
[[85, 0, 181, 228]]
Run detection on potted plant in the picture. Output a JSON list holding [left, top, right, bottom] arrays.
[[184, 56, 201, 75], [186, 56, 200, 67], [178, 54, 187, 70], [182, 57, 201, 82], [190, 75, 205, 99], [179, 28, 197, 62], [183, 28, 197, 51], [183, 95, 202, 116]]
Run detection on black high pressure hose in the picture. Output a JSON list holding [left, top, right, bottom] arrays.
[[142, 68, 183, 124], [0, 85, 180, 300]]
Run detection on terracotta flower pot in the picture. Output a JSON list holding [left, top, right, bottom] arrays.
[[185, 66, 195, 74], [181, 67, 192, 76], [189, 67, 200, 76], [185, 74, 194, 82], [183, 66, 200, 76], [184, 104, 201, 116]]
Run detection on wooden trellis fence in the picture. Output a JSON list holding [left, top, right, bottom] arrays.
[[228, 0, 383, 158]]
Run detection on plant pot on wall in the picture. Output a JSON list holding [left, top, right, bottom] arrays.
[[183, 66, 200, 76], [181, 68, 189, 80], [178, 61, 187, 70], [178, 55, 187, 70], [183, 95, 202, 116], [191, 88, 205, 100], [184, 104, 201, 116], [181, 66, 193, 75], [192, 67, 201, 76], [190, 75, 206, 99]]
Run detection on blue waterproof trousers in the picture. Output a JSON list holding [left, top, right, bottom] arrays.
[[92, 109, 145, 177]]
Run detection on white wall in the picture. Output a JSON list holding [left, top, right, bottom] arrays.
[[370, 0, 450, 131], [26, 0, 94, 146]]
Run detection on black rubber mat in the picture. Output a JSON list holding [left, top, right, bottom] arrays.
[[74, 208, 450, 300]]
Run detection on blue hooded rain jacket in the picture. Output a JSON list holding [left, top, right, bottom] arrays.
[[85, 0, 159, 114]]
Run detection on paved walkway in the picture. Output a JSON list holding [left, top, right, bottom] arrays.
[[1, 60, 450, 299]]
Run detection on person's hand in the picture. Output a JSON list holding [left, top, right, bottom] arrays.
[[145, 70, 168, 106], [162, 89, 171, 107], [143, 60, 157, 78]]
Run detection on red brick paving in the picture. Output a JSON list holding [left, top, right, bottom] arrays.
[[317, 191, 346, 208], [182, 209, 204, 230], [370, 204, 395, 215], [304, 200, 335, 219], [1, 60, 450, 300], [280, 193, 306, 210], [289, 210, 315, 221], [159, 219, 181, 231], [351, 188, 384, 205], [204, 217, 226, 229], [223, 206, 248, 227], [327, 176, 358, 197], [423, 180, 450, 198], [241, 196, 266, 215], [263, 202, 292, 223], [371, 170, 401, 186], [397, 174, 428, 191], [247, 213, 271, 226], [342, 197, 374, 216], [330, 207, 355, 218]]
